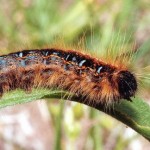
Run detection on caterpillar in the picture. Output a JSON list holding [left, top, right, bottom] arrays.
[[0, 48, 137, 105]]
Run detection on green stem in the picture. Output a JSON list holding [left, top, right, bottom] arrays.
[[90, 109, 103, 150], [54, 100, 64, 150]]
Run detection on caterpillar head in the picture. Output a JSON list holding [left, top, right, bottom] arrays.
[[117, 70, 137, 101]]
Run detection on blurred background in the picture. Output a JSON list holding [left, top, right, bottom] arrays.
[[0, 0, 150, 149]]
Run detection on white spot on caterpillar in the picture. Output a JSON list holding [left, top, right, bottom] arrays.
[[19, 52, 23, 57], [45, 51, 49, 56], [79, 60, 86, 67], [65, 54, 70, 60], [53, 52, 58, 55], [72, 57, 76, 61], [97, 66, 103, 73]]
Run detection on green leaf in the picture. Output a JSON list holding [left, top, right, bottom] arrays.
[[0, 89, 150, 141], [110, 97, 150, 141]]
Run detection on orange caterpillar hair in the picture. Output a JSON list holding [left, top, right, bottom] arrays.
[[0, 47, 137, 105]]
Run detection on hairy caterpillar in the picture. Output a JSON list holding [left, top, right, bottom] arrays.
[[0, 48, 137, 105]]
